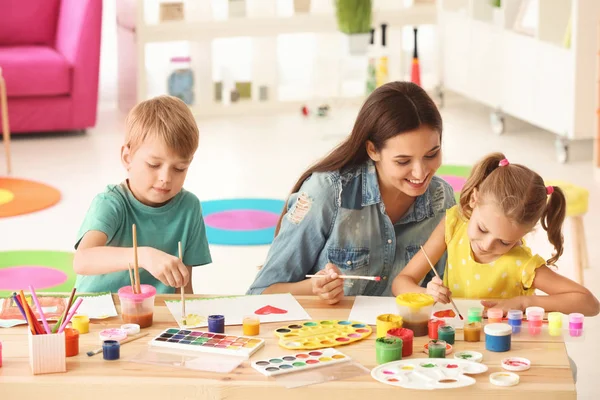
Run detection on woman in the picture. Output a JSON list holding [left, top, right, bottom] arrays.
[[247, 82, 455, 304]]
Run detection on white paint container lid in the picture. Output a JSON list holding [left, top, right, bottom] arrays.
[[121, 324, 141, 335], [502, 357, 531, 372], [490, 372, 520, 386], [484, 323, 512, 336]]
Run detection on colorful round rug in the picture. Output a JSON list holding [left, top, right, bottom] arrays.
[[436, 165, 472, 202], [202, 198, 285, 245], [0, 178, 61, 218], [0, 250, 75, 297]]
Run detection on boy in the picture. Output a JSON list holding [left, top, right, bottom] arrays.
[[73, 95, 211, 294]]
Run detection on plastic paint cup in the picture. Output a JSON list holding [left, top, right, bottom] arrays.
[[568, 313, 584, 337], [118, 285, 156, 328], [375, 337, 403, 364], [386, 328, 413, 358], [64, 328, 79, 357], [427, 318, 445, 340], [463, 322, 482, 342], [487, 308, 503, 323], [468, 307, 483, 323], [527, 309, 544, 336], [548, 312, 563, 336], [376, 314, 403, 338], [437, 325, 455, 345], [428, 339, 446, 358], [507, 310, 523, 334], [485, 323, 512, 352], [242, 315, 260, 336]]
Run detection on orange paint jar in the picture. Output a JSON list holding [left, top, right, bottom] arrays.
[[64, 328, 79, 357], [242, 316, 260, 336]]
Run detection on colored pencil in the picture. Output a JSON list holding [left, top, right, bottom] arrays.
[[420, 245, 464, 321], [132, 224, 141, 294], [19, 290, 39, 334], [53, 288, 76, 333], [306, 274, 381, 282], [12, 293, 33, 333], [29, 285, 51, 334], [86, 332, 149, 357], [178, 241, 185, 325], [58, 297, 84, 333]]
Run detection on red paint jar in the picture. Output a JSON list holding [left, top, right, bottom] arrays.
[[387, 328, 413, 357], [428, 318, 445, 339]]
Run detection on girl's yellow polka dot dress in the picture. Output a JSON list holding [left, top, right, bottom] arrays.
[[442, 206, 545, 299]]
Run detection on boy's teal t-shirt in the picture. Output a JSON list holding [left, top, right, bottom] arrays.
[[74, 182, 212, 293]]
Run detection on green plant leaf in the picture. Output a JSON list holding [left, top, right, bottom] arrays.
[[335, 0, 372, 34]]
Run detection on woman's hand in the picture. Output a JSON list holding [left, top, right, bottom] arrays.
[[311, 263, 344, 305], [426, 276, 452, 304]]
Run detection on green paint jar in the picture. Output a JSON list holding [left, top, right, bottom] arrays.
[[468, 307, 483, 323], [375, 337, 403, 364], [438, 325, 455, 345], [428, 339, 447, 358]]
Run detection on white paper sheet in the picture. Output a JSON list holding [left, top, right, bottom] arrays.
[[347, 296, 398, 325], [165, 293, 312, 328]]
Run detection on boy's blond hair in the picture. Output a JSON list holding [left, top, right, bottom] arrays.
[[125, 95, 199, 159]]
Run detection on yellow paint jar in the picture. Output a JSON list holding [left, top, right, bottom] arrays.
[[71, 314, 89, 334], [242, 315, 260, 336], [376, 314, 403, 338]]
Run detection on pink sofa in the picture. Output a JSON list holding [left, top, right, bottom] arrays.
[[0, 0, 102, 134]]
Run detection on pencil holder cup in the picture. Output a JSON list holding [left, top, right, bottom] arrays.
[[28, 332, 67, 375]]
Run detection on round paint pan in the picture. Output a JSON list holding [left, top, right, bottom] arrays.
[[454, 351, 483, 363], [501, 357, 531, 372], [490, 372, 520, 387]]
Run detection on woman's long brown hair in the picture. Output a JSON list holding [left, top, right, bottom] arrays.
[[274, 81, 443, 235]]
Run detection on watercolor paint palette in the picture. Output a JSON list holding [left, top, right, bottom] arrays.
[[251, 348, 351, 377], [273, 320, 372, 350], [371, 358, 488, 390], [149, 328, 265, 357]]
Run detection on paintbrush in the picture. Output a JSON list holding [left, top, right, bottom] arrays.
[[87, 332, 149, 356], [178, 241, 186, 325], [132, 224, 141, 294], [306, 274, 381, 281], [420, 245, 464, 320]]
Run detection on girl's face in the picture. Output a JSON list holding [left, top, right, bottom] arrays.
[[367, 126, 442, 198], [467, 193, 531, 263]]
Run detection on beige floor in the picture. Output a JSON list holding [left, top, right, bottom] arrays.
[[2, 93, 599, 398]]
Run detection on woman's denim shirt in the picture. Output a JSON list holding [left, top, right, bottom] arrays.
[[247, 160, 456, 296]]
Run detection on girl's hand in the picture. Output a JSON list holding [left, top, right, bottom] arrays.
[[311, 263, 344, 305], [481, 297, 526, 315], [426, 276, 452, 304]]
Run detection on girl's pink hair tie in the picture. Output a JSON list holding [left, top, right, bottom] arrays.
[[499, 158, 510, 167], [546, 186, 554, 195]]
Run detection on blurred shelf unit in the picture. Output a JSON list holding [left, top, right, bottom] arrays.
[[133, 1, 437, 117], [437, 0, 599, 160]]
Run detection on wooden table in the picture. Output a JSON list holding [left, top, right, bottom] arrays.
[[0, 294, 576, 399]]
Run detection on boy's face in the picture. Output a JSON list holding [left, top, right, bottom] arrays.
[[121, 137, 192, 207]]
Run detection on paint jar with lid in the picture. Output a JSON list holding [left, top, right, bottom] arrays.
[[376, 337, 403, 364], [395, 293, 435, 337], [485, 323, 512, 352], [387, 328, 413, 357], [118, 285, 156, 328], [427, 318, 444, 339], [64, 328, 79, 357], [464, 322, 481, 342], [437, 325, 455, 345], [468, 307, 483, 323], [102, 340, 120, 360], [428, 339, 447, 358], [568, 313, 584, 337], [526, 308, 544, 336], [507, 310, 523, 334], [71, 314, 89, 334], [548, 312, 563, 337], [376, 314, 402, 338], [242, 315, 260, 336], [487, 308, 503, 323]]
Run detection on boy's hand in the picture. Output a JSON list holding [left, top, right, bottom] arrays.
[[426, 276, 452, 304], [311, 263, 344, 305], [138, 247, 189, 288]]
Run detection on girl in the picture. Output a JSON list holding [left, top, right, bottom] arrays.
[[247, 82, 456, 304], [392, 152, 599, 316]]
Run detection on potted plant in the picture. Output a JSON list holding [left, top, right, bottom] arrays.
[[335, 0, 373, 55]]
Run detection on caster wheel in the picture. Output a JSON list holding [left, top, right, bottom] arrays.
[[490, 111, 505, 135]]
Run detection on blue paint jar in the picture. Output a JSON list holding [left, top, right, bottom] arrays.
[[484, 323, 512, 352], [507, 310, 523, 334], [102, 340, 120, 360], [208, 315, 225, 333]]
